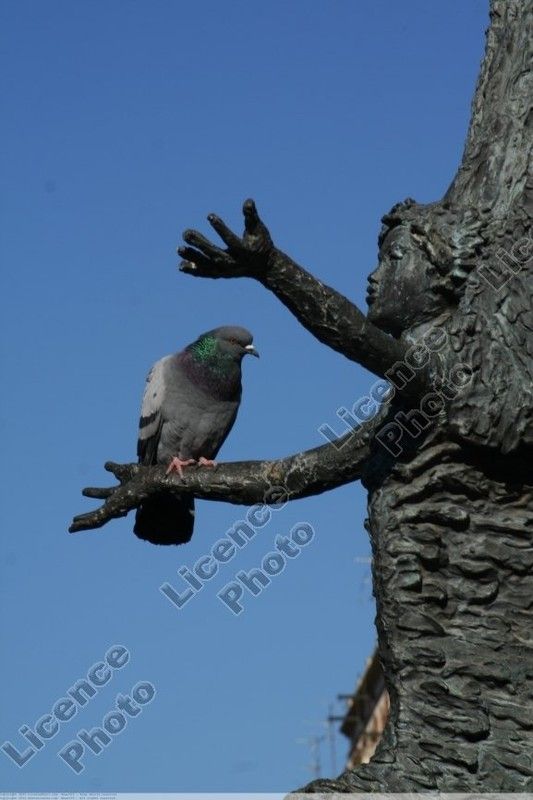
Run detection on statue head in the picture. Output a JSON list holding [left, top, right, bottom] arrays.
[[366, 199, 483, 337]]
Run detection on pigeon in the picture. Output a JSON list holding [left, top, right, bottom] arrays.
[[134, 326, 259, 545]]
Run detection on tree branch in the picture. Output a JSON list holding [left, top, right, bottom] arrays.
[[69, 418, 377, 534], [179, 199, 429, 397]]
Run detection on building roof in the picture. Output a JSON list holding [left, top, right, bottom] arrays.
[[341, 648, 388, 757]]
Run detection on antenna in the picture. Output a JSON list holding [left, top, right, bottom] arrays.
[[326, 702, 337, 774], [296, 733, 325, 779]]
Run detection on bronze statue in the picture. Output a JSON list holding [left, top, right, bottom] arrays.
[[71, 0, 532, 790]]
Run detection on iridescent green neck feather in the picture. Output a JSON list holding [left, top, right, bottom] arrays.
[[190, 335, 217, 362]]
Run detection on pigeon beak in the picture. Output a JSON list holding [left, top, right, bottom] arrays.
[[244, 344, 260, 358]]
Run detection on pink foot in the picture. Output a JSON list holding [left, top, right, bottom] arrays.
[[166, 457, 196, 478], [198, 456, 217, 468]]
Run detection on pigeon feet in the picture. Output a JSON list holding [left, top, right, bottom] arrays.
[[166, 457, 196, 478], [198, 456, 217, 468], [165, 456, 217, 478]]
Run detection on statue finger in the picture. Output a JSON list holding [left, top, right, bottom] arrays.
[[183, 228, 227, 259], [82, 487, 115, 499], [207, 213, 243, 252], [242, 198, 263, 234]]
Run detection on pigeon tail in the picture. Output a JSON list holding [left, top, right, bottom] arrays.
[[134, 494, 195, 545]]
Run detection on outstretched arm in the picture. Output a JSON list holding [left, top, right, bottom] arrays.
[[69, 413, 378, 534], [179, 199, 427, 395]]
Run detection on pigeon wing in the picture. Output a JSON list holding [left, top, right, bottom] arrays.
[[137, 356, 171, 465]]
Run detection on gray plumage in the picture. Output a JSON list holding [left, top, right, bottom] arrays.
[[134, 325, 258, 545]]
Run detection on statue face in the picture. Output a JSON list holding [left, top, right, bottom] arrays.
[[366, 226, 446, 336]]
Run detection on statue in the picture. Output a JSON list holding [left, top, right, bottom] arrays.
[[71, 0, 533, 790]]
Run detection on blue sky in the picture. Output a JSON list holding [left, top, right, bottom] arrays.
[[0, 0, 487, 792]]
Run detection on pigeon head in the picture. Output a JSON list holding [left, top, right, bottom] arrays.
[[189, 326, 259, 364]]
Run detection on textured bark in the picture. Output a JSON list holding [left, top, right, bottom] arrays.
[[71, 0, 533, 790]]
